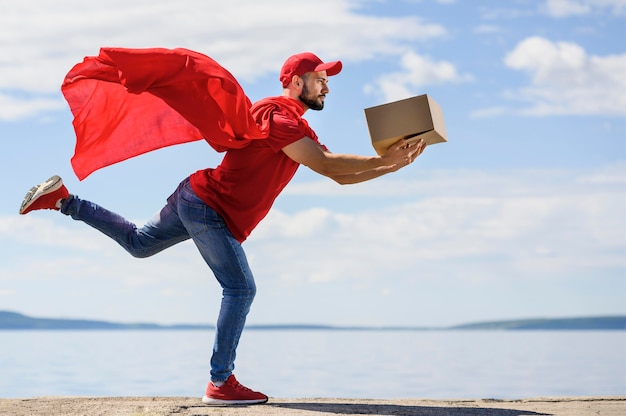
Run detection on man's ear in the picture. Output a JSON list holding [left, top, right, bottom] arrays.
[[292, 75, 301, 88]]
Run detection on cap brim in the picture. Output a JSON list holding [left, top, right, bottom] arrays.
[[315, 60, 342, 77]]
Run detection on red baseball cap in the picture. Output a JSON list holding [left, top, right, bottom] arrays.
[[279, 52, 343, 87]]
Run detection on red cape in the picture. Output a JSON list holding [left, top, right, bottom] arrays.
[[62, 47, 271, 180]]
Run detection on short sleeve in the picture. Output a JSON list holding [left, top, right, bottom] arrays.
[[265, 111, 308, 152]]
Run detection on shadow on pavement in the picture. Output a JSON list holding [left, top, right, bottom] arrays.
[[270, 401, 551, 416]]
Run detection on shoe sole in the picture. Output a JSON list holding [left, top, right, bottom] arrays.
[[19, 175, 63, 215], [201, 395, 268, 405]]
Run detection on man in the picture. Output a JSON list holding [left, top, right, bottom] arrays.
[[19, 52, 425, 404]]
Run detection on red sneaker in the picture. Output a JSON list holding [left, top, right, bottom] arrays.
[[202, 374, 268, 405], [19, 175, 69, 215]]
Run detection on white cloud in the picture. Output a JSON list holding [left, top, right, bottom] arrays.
[[365, 50, 473, 102], [0, 93, 65, 122], [0, 0, 446, 120], [504, 36, 626, 116], [249, 164, 626, 284], [253, 208, 334, 238], [543, 0, 591, 16], [542, 0, 626, 17], [0, 215, 112, 252]]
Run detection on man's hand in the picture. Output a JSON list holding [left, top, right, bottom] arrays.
[[382, 138, 427, 171]]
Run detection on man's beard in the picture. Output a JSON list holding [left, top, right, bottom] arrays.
[[298, 84, 325, 111]]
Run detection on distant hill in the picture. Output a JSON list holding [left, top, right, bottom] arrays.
[[0, 311, 624, 330], [0, 311, 211, 330], [450, 316, 626, 330]]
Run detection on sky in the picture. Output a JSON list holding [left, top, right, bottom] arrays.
[[0, 0, 624, 328]]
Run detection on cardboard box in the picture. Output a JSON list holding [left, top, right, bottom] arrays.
[[364, 94, 447, 155]]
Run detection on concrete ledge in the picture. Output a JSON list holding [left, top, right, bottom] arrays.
[[0, 396, 624, 415]]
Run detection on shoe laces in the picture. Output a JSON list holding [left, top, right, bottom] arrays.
[[229, 377, 254, 392]]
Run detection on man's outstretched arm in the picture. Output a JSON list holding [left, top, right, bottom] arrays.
[[282, 137, 426, 185]]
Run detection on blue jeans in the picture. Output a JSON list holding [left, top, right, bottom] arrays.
[[61, 177, 256, 382]]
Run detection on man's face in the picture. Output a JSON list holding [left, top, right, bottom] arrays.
[[298, 70, 329, 111]]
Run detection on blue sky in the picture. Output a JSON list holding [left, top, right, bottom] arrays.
[[0, 0, 624, 327]]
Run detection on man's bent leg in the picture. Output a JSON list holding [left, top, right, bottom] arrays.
[[60, 184, 190, 258]]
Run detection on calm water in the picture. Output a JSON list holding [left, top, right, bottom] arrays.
[[0, 330, 624, 399]]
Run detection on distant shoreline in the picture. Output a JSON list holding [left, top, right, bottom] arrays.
[[1, 310, 624, 331]]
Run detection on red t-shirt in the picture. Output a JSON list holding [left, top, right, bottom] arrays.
[[190, 96, 324, 242]]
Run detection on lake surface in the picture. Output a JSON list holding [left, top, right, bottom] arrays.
[[1, 330, 624, 399]]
